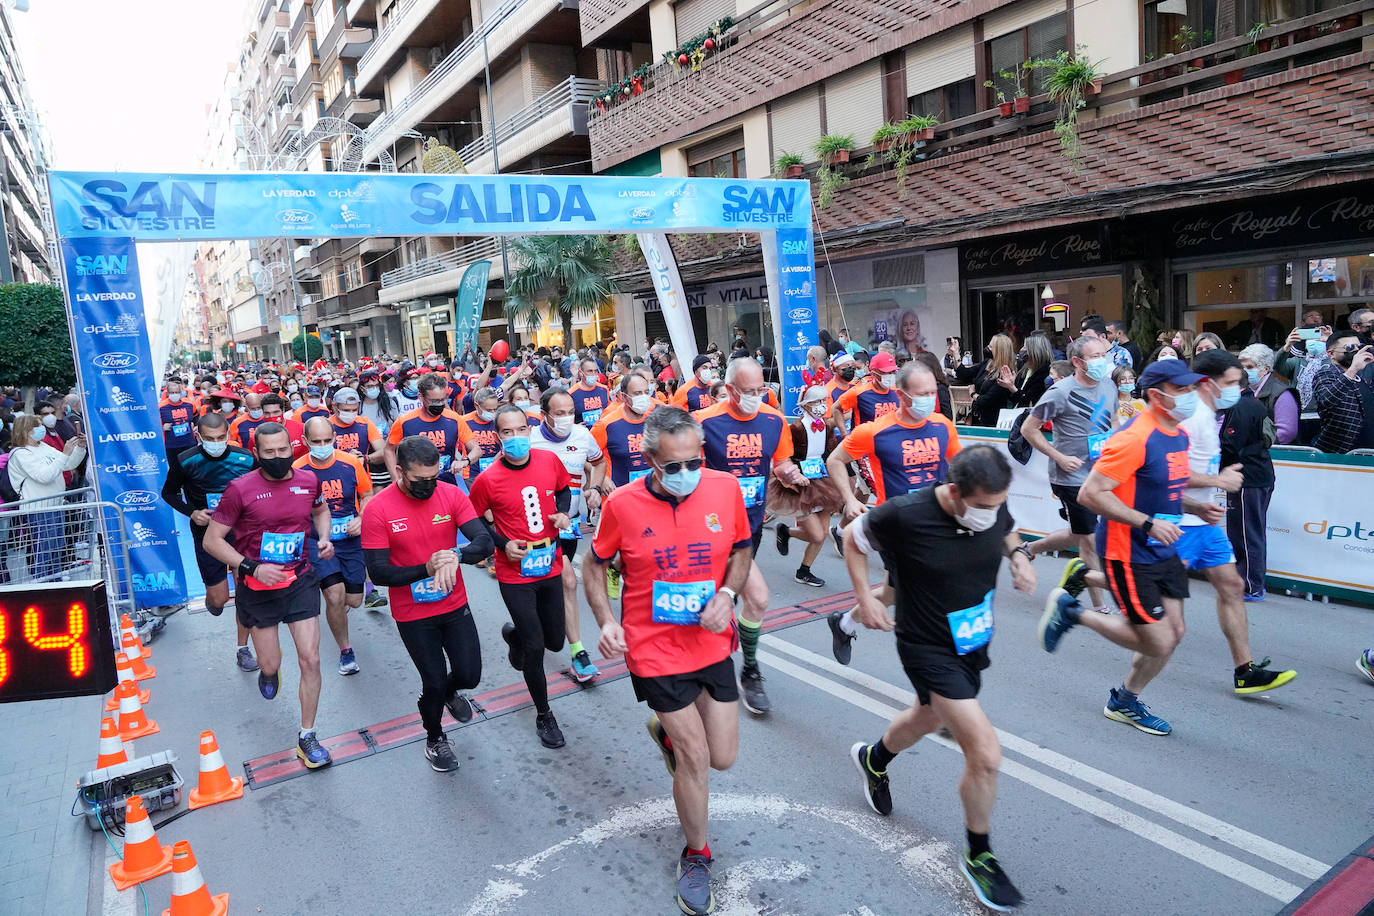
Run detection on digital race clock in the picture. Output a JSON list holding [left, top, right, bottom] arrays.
[[0, 580, 118, 704]]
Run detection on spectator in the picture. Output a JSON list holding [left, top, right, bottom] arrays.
[[1048, 360, 1073, 385], [5, 415, 87, 580], [1009, 332, 1053, 408], [1348, 307, 1374, 345], [953, 333, 1016, 426], [837, 328, 864, 357], [1239, 344, 1298, 445], [1274, 322, 1331, 384], [1106, 320, 1143, 373], [1206, 349, 1277, 601], [1223, 309, 1286, 350], [1111, 365, 1146, 421], [818, 329, 844, 358], [1312, 330, 1374, 453], [1145, 343, 1181, 366], [1192, 332, 1224, 354], [1173, 329, 1198, 358]]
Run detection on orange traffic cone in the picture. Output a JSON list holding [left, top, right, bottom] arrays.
[[114, 680, 159, 740], [120, 615, 152, 659], [96, 717, 128, 768], [188, 731, 243, 809], [160, 841, 228, 916], [108, 796, 173, 890], [122, 632, 156, 680], [104, 652, 151, 712]]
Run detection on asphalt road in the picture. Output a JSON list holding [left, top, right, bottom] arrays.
[[83, 530, 1374, 915]]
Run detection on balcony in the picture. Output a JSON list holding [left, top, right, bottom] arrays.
[[457, 76, 600, 174], [325, 77, 383, 124], [579, 0, 649, 47], [291, 64, 320, 107], [0, 133, 40, 207], [9, 194, 47, 255], [289, 0, 312, 47], [359, 0, 564, 163], [354, 0, 426, 90], [379, 237, 504, 306], [269, 54, 297, 99]]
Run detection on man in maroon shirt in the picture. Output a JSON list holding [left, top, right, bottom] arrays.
[[203, 423, 336, 769]]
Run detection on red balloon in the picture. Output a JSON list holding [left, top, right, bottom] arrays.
[[490, 339, 510, 362]]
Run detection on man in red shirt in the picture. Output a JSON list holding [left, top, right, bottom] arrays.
[[586, 406, 752, 916], [361, 435, 493, 772], [468, 405, 576, 750], [202, 424, 336, 769], [249, 395, 308, 458]]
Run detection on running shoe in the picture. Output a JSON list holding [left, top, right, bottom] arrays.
[[338, 647, 359, 676], [237, 646, 259, 672], [570, 650, 599, 683], [607, 567, 623, 600], [206, 602, 224, 618], [363, 589, 389, 610], [794, 568, 825, 588], [831, 525, 844, 556], [296, 731, 333, 768], [960, 850, 1024, 911], [445, 693, 474, 723], [1057, 557, 1089, 599], [739, 664, 771, 715], [850, 742, 892, 816], [425, 736, 459, 772], [501, 623, 523, 671], [1359, 650, 1374, 685], [1038, 588, 1081, 653], [536, 712, 566, 749], [1104, 687, 1172, 735], [676, 849, 715, 915], [1234, 657, 1296, 695], [828, 609, 855, 666], [775, 523, 790, 557], [1243, 590, 1267, 602], [258, 669, 280, 700], [647, 716, 676, 776]]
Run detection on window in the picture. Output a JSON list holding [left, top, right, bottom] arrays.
[[689, 151, 745, 179], [686, 129, 746, 179], [909, 78, 977, 124], [1143, 0, 1219, 60], [986, 14, 1067, 99], [322, 64, 345, 105]]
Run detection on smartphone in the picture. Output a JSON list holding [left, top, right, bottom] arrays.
[[1298, 328, 1320, 341]]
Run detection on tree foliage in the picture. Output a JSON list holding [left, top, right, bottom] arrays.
[[504, 235, 616, 348], [290, 332, 323, 362], [0, 283, 75, 401]]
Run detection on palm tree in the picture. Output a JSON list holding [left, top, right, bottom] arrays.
[[504, 235, 616, 348]]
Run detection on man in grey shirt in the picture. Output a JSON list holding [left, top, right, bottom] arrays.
[[1020, 336, 1117, 612]]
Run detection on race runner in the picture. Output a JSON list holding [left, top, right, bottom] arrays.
[[846, 446, 1035, 911], [386, 373, 465, 485], [468, 405, 576, 749], [570, 357, 612, 427], [295, 417, 374, 676], [361, 435, 493, 772], [530, 387, 608, 683], [161, 411, 259, 671], [202, 422, 336, 768], [585, 407, 752, 916]]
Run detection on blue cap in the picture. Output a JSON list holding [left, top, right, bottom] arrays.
[[305, 385, 322, 396], [1138, 358, 1205, 390]]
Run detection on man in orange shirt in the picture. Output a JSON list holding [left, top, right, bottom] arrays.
[[228, 392, 270, 450], [590, 371, 659, 489], [386, 374, 466, 485], [671, 355, 718, 412], [835, 351, 902, 427], [570, 356, 613, 427]]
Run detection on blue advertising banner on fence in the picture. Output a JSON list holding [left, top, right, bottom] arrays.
[[61, 237, 188, 607], [762, 228, 821, 417], [48, 172, 812, 240], [454, 260, 490, 357]]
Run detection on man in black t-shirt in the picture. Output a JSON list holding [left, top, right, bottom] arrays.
[[841, 446, 1035, 913]]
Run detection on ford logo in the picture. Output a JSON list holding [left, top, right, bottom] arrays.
[[92, 352, 139, 369], [787, 308, 814, 321], [277, 208, 315, 225], [116, 490, 158, 507], [629, 207, 654, 221]]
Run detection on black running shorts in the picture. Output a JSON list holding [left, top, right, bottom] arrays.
[[631, 656, 740, 713], [235, 569, 321, 629], [1103, 555, 1188, 625]]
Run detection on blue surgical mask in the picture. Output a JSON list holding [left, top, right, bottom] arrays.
[[364, 386, 381, 399], [1162, 389, 1199, 421], [478, 409, 496, 423], [658, 466, 701, 497], [202, 439, 228, 457], [1213, 384, 1241, 410], [289, 398, 304, 410], [907, 395, 936, 421], [404, 383, 418, 395], [1119, 382, 1135, 394], [309, 444, 334, 462], [1306, 339, 1326, 357], [502, 435, 531, 460], [1085, 356, 1112, 381], [1245, 368, 1260, 387], [248, 408, 264, 420]]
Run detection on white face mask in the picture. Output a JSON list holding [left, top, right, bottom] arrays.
[[805, 402, 826, 418], [168, 392, 183, 403], [336, 410, 357, 424], [736, 393, 762, 416], [306, 397, 322, 408], [549, 415, 574, 437], [698, 369, 717, 384], [956, 499, 1000, 532], [41, 414, 57, 429], [629, 393, 653, 415], [513, 399, 531, 412]]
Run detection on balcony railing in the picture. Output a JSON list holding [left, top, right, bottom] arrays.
[[355, 0, 418, 76], [382, 237, 503, 288], [318, 9, 346, 58], [291, 64, 319, 107], [289, 0, 312, 47], [457, 76, 600, 168]]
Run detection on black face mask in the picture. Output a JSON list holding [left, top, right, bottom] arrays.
[[260, 455, 295, 479], [406, 477, 438, 500], [425, 403, 445, 417], [839, 368, 856, 382]]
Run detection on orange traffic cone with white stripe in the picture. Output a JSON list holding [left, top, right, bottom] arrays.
[[114, 679, 159, 740], [160, 841, 228, 916], [96, 717, 128, 768], [105, 651, 150, 712], [120, 615, 152, 660], [122, 632, 156, 680], [108, 795, 173, 890], [188, 731, 243, 809]]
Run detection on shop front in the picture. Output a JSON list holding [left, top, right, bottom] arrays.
[[815, 248, 960, 358], [403, 297, 455, 360]]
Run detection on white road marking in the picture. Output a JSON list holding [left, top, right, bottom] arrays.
[[712, 858, 809, 916], [763, 636, 1328, 879], [463, 793, 980, 915], [757, 645, 1307, 903]]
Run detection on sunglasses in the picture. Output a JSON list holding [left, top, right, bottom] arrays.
[[657, 457, 704, 475]]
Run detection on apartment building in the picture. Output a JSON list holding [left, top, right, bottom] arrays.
[[0, 2, 53, 286], [582, 0, 1374, 356], [349, 0, 610, 355]]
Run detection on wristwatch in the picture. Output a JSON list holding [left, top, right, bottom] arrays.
[[1139, 518, 1155, 535], [719, 586, 740, 606], [238, 558, 258, 579]]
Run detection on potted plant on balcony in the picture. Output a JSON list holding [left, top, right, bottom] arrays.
[[814, 134, 855, 165], [984, 74, 1015, 116], [866, 116, 936, 197], [772, 152, 805, 179], [1035, 49, 1104, 162]]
